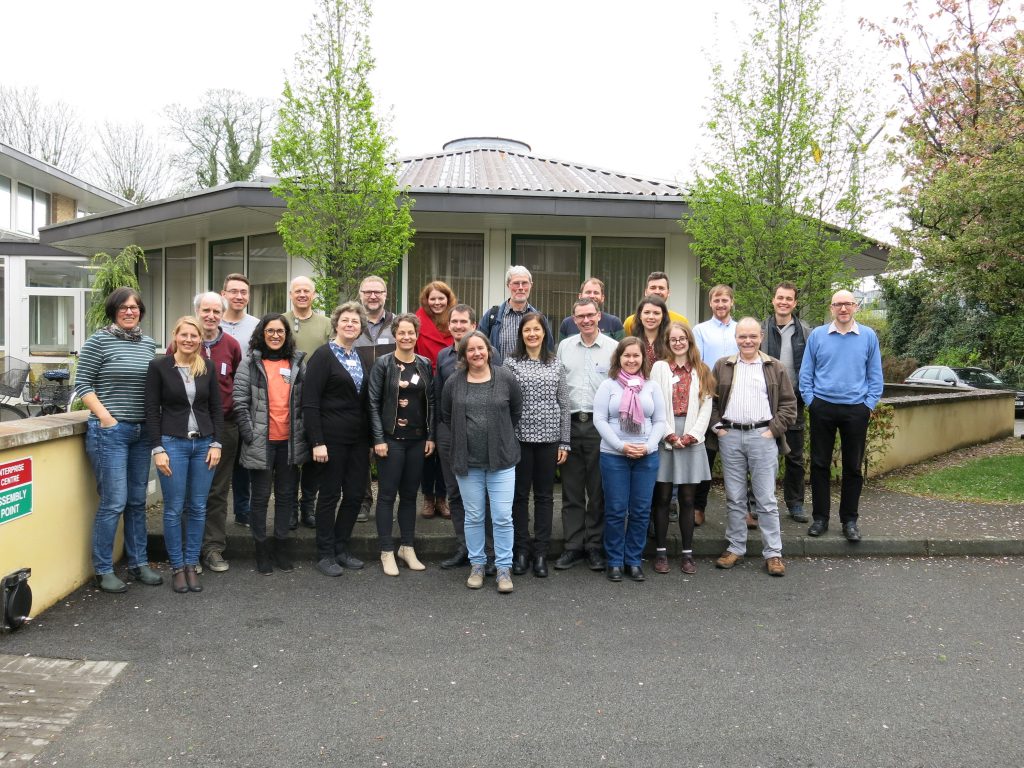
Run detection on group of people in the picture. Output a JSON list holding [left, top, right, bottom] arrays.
[[76, 265, 882, 596]]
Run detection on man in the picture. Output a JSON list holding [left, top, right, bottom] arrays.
[[691, 284, 739, 525], [622, 271, 689, 335], [558, 278, 624, 342], [283, 276, 333, 528], [435, 304, 477, 569], [800, 289, 883, 542], [761, 282, 812, 523], [479, 265, 545, 363], [180, 292, 242, 573], [352, 275, 396, 522], [554, 297, 618, 571], [709, 318, 797, 577], [220, 273, 259, 527]]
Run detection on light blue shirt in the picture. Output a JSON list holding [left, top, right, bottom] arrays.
[[693, 317, 739, 369], [799, 321, 884, 409]]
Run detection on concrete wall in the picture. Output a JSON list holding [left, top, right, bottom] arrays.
[[872, 387, 1015, 476], [0, 412, 110, 618]]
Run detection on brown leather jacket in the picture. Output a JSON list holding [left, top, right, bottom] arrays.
[[708, 351, 797, 453]]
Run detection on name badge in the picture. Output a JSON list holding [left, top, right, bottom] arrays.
[[378, 339, 390, 345], [221, 362, 228, 376], [280, 367, 292, 381], [410, 374, 420, 385], [671, 376, 680, 384]]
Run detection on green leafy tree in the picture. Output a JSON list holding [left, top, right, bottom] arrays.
[[271, 0, 414, 307], [685, 0, 886, 323], [86, 245, 147, 333]]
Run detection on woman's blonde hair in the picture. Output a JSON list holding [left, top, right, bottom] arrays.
[[171, 316, 207, 379]]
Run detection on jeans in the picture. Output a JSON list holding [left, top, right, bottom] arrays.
[[600, 450, 659, 568], [718, 429, 782, 558], [457, 466, 514, 568], [232, 452, 251, 522], [512, 442, 557, 557], [159, 435, 216, 569], [202, 419, 238, 558], [375, 436, 425, 551], [312, 440, 370, 560], [420, 451, 447, 497], [809, 398, 870, 525], [561, 419, 604, 553], [85, 420, 151, 575], [249, 441, 298, 542]]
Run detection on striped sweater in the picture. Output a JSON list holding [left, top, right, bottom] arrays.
[[75, 330, 156, 422]]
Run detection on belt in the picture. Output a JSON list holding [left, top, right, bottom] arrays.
[[187, 430, 202, 439], [720, 420, 770, 431], [571, 412, 592, 423]]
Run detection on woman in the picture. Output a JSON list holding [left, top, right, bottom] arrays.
[[145, 316, 224, 593], [369, 313, 435, 576], [303, 302, 372, 578], [441, 331, 522, 594], [650, 322, 714, 575], [634, 295, 669, 367], [414, 280, 456, 519], [593, 337, 667, 583], [503, 313, 570, 578], [234, 314, 308, 576], [76, 287, 163, 594]]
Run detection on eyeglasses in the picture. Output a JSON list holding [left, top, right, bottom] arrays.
[[509, 281, 531, 288], [264, 329, 286, 337], [224, 288, 249, 296], [360, 289, 385, 296], [117, 305, 140, 314], [831, 302, 856, 309], [669, 337, 688, 345], [573, 312, 598, 321]]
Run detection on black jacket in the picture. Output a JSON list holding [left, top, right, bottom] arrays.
[[761, 314, 811, 402], [301, 343, 370, 447], [368, 352, 435, 445], [144, 355, 224, 450]]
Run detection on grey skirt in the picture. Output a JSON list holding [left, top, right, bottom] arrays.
[[656, 415, 712, 484]]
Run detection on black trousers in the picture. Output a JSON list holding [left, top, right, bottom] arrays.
[[781, 402, 806, 510], [297, 463, 318, 517], [560, 419, 604, 552], [512, 441, 557, 557], [250, 441, 297, 543], [435, 423, 466, 539], [375, 436, 425, 551], [808, 398, 870, 525], [693, 445, 716, 512], [312, 440, 370, 560]]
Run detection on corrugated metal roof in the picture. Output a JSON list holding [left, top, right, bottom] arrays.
[[397, 147, 682, 197]]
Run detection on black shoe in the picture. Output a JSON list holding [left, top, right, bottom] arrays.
[[554, 549, 585, 570], [843, 522, 862, 542], [272, 539, 294, 573], [807, 519, 828, 537], [606, 566, 623, 582], [254, 540, 273, 575], [532, 555, 548, 578], [301, 513, 316, 529], [788, 504, 809, 523], [512, 553, 530, 576], [440, 544, 470, 569], [234, 516, 250, 528], [289, 512, 299, 531], [485, 557, 497, 577], [627, 565, 645, 582], [586, 548, 607, 571], [335, 550, 365, 570]]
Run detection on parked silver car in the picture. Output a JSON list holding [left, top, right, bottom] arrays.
[[903, 366, 1024, 416]]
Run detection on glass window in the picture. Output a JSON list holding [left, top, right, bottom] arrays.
[[29, 295, 75, 357], [0, 176, 10, 230], [16, 184, 33, 235], [590, 236, 666, 322], [406, 233, 484, 315], [0, 261, 5, 347], [512, 236, 583, 331], [248, 233, 288, 317], [165, 244, 196, 347], [210, 239, 244, 294], [138, 249, 165, 343], [34, 190, 51, 232], [26, 260, 90, 288]]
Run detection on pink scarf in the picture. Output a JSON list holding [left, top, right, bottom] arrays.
[[616, 370, 646, 434]]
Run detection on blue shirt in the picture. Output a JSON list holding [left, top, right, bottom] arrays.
[[693, 317, 738, 368], [799, 321, 884, 409], [329, 341, 364, 391]]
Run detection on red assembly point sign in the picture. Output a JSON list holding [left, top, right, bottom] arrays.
[[0, 457, 32, 525]]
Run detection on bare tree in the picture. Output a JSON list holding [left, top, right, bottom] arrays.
[[0, 85, 88, 172], [165, 89, 272, 190], [90, 122, 167, 203]]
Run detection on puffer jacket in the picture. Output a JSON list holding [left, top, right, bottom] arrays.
[[233, 349, 310, 470], [368, 352, 435, 445]]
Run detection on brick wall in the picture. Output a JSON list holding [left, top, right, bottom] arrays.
[[51, 192, 76, 224]]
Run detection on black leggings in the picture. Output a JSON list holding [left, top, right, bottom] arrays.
[[652, 482, 697, 551]]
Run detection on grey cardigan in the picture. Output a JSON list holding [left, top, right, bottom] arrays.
[[440, 365, 523, 475], [233, 350, 310, 470]]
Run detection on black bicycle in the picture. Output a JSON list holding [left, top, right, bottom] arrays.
[[0, 357, 31, 421], [30, 367, 73, 415]]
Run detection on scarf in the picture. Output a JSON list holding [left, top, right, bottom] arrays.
[[616, 370, 646, 434], [102, 323, 143, 342]]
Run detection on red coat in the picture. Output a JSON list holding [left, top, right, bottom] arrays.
[[415, 307, 453, 370]]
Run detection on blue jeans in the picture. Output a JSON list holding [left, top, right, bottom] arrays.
[[600, 450, 659, 567], [86, 420, 151, 575], [457, 467, 515, 568], [158, 435, 215, 569]]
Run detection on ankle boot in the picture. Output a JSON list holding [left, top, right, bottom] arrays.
[[397, 545, 426, 571], [381, 550, 399, 576], [440, 543, 470, 569], [272, 538, 294, 573], [183, 565, 202, 592], [255, 540, 273, 575], [170, 568, 188, 593], [421, 494, 436, 518]]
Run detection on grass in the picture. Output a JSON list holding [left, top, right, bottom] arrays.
[[883, 453, 1024, 503]]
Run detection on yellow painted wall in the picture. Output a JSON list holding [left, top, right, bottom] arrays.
[[0, 414, 116, 618]]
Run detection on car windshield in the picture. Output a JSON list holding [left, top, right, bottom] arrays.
[[955, 368, 1004, 387]]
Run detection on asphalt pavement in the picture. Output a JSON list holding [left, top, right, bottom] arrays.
[[4, 556, 1023, 767]]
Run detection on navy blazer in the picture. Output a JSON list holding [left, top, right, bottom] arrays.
[[144, 355, 224, 450]]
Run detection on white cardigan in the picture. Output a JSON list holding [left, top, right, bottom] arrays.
[[650, 360, 713, 445]]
